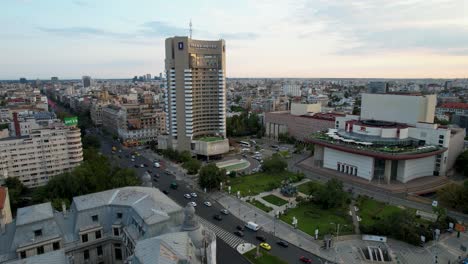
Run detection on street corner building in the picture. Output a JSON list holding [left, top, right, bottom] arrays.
[[158, 36, 229, 158], [306, 93, 466, 184], [0, 187, 217, 264]]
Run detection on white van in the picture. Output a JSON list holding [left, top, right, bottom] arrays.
[[245, 221, 260, 231]]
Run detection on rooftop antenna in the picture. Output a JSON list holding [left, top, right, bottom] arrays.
[[189, 19, 193, 39]]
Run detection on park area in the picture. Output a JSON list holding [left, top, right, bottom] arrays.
[[216, 159, 250, 172], [227, 171, 304, 197], [356, 196, 405, 228], [248, 199, 273, 213], [262, 194, 288, 206], [279, 203, 353, 238]]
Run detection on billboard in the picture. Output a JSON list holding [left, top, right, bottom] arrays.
[[64, 116, 78, 126]]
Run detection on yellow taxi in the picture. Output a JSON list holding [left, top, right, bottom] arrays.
[[259, 242, 271, 251]]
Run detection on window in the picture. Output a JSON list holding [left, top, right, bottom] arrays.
[[115, 247, 122, 260], [92, 215, 99, 222], [113, 227, 120, 236], [37, 246, 44, 255], [20, 251, 26, 259], [97, 246, 103, 256], [95, 230, 102, 239], [53, 242, 60, 250], [82, 234, 88, 243], [84, 250, 89, 260], [117, 212, 123, 219], [439, 135, 444, 139], [34, 229, 42, 237], [439, 140, 444, 144]]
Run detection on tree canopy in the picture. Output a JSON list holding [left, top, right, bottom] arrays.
[[198, 163, 226, 190], [262, 154, 288, 173], [313, 179, 349, 209], [226, 112, 264, 138], [455, 150, 468, 176]]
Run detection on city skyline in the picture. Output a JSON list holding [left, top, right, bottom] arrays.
[[1, 0, 468, 79]]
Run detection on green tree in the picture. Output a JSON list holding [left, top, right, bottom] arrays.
[[262, 154, 287, 173], [82, 135, 101, 149], [183, 159, 202, 175], [314, 179, 348, 209], [455, 150, 468, 176], [4, 177, 27, 210], [179, 150, 192, 163], [198, 163, 226, 190]]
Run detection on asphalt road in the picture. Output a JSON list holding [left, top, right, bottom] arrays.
[[95, 133, 327, 264]]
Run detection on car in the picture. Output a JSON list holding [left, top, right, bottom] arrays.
[[184, 194, 191, 199], [118, 149, 122, 153], [165, 169, 171, 174], [188, 201, 197, 207], [154, 174, 160, 178], [242, 153, 247, 158], [220, 209, 229, 215], [162, 190, 169, 195], [259, 242, 271, 250], [299, 256, 312, 263], [134, 165, 139, 168], [140, 164, 144, 168], [147, 170, 152, 174], [234, 231, 244, 237], [277, 240, 289, 247], [131, 155, 135, 159], [143, 163, 149, 167], [236, 225, 245, 231], [154, 162, 160, 168], [190, 192, 197, 198], [256, 235, 266, 242], [131, 159, 135, 162], [213, 214, 222, 221], [152, 178, 158, 182], [204, 201, 212, 207]]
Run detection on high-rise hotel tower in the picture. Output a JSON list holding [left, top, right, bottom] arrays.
[[159, 37, 229, 157]]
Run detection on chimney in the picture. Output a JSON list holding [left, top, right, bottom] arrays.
[[62, 202, 67, 218], [13, 112, 21, 137]]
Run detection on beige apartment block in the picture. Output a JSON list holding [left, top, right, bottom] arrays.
[[0, 126, 83, 188]]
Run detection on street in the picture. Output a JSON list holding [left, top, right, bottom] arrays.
[[96, 132, 328, 264]]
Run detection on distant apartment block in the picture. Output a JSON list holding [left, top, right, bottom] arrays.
[[0, 187, 216, 264], [367, 81, 388, 94], [282, 84, 302, 97], [159, 36, 229, 157], [0, 124, 83, 188], [436, 103, 468, 120]]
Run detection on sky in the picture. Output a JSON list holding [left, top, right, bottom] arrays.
[[1, 0, 468, 79]]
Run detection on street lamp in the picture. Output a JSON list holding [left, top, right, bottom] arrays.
[[330, 222, 347, 242]]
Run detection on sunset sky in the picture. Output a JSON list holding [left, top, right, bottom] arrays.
[[1, 0, 468, 79]]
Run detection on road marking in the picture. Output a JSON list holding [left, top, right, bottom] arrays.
[[198, 217, 247, 249]]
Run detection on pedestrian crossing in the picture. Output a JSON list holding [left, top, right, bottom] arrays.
[[197, 217, 246, 249]]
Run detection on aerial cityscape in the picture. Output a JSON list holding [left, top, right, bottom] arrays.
[[1, 1, 468, 264]]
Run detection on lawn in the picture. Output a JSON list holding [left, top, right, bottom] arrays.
[[297, 181, 322, 195], [357, 197, 407, 228], [262, 194, 288, 206], [219, 161, 250, 172], [248, 199, 273, 213], [244, 248, 288, 264], [280, 203, 353, 238], [197, 136, 224, 142], [228, 171, 302, 197]]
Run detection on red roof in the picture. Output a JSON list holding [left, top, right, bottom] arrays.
[[439, 103, 468, 109], [0, 187, 6, 210]]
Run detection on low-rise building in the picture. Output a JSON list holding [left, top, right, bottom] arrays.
[[0, 187, 216, 264]]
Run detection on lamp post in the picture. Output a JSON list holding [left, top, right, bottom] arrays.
[[330, 222, 347, 242]]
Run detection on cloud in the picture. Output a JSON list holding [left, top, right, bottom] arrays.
[[73, 0, 88, 7], [140, 21, 188, 37], [294, 0, 468, 55], [220, 32, 259, 40], [38, 26, 130, 38]]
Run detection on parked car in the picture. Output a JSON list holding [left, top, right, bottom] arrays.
[[234, 231, 244, 237], [184, 194, 191, 199], [188, 201, 197, 207], [140, 164, 144, 168], [154, 162, 160, 168], [220, 209, 229, 215], [154, 174, 160, 178], [259, 242, 271, 250], [204, 201, 212, 207], [256, 235, 266, 242], [299, 256, 312, 263], [134, 165, 139, 168], [190, 192, 197, 198], [147, 170, 152, 174], [277, 240, 289, 247], [213, 214, 222, 221], [162, 190, 169, 195], [236, 225, 245, 231]]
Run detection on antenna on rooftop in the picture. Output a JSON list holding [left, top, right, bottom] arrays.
[[189, 19, 193, 39]]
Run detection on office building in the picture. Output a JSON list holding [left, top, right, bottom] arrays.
[[367, 82, 388, 94], [82, 76, 92, 88], [308, 93, 465, 183], [0, 187, 216, 264], [159, 36, 229, 157], [0, 124, 83, 188]]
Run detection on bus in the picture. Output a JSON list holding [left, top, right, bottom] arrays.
[[239, 141, 251, 148]]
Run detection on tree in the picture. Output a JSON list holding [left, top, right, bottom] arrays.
[[198, 164, 226, 190], [455, 150, 468, 176], [4, 177, 27, 210], [182, 159, 201, 175], [82, 135, 101, 149], [313, 179, 348, 209], [262, 154, 287, 173]]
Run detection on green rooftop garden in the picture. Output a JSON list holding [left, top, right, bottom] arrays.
[[196, 136, 224, 142]]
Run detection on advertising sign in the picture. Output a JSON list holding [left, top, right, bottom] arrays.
[[64, 117, 78, 126]]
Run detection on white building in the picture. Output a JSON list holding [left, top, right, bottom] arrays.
[[282, 84, 302, 97], [309, 93, 465, 183]]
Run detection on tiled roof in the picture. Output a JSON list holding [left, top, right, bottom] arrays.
[[439, 103, 468, 110]]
